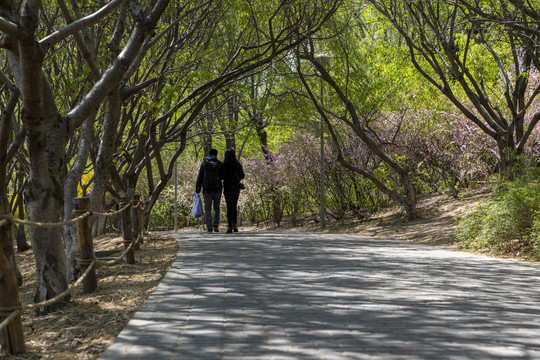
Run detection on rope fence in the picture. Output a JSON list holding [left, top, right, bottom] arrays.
[[0, 195, 146, 355], [1, 211, 92, 227], [0, 202, 134, 228]]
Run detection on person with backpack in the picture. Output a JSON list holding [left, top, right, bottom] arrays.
[[222, 148, 245, 233], [196, 149, 223, 232]]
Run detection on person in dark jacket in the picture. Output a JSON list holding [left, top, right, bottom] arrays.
[[222, 148, 245, 233], [196, 149, 223, 232]]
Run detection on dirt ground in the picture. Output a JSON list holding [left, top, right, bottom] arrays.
[[241, 186, 494, 247], [1, 233, 177, 359], [2, 185, 519, 359]]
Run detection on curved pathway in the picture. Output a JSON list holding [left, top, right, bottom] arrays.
[[101, 231, 540, 359]]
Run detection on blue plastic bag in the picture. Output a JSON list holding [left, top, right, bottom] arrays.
[[191, 193, 204, 218]]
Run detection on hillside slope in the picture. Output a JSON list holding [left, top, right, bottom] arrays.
[[247, 186, 494, 249]]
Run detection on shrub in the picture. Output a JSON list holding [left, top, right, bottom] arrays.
[[530, 211, 540, 251], [148, 160, 202, 229], [456, 171, 540, 254], [148, 187, 174, 229]]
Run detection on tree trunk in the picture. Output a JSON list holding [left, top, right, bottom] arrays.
[[64, 115, 94, 282], [15, 225, 29, 253], [224, 94, 239, 149], [10, 226, 23, 286], [495, 136, 516, 178], [202, 109, 214, 155], [0, 197, 26, 354], [26, 177, 69, 314], [90, 91, 122, 234], [400, 172, 417, 221], [11, 31, 69, 314]]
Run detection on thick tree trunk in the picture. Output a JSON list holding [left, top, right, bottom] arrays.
[[25, 177, 68, 314], [0, 197, 26, 354], [495, 136, 516, 178], [9, 226, 23, 286], [12, 32, 69, 313]]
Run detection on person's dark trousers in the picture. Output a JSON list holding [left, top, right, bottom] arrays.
[[203, 190, 221, 230], [224, 187, 240, 230]]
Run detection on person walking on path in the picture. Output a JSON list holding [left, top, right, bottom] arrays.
[[196, 149, 223, 232], [222, 148, 245, 233]]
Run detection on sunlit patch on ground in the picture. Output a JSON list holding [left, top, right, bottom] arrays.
[[2, 233, 177, 359]]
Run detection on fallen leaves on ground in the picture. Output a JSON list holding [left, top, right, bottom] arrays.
[[1, 232, 177, 359]]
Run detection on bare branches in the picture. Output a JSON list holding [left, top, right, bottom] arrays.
[[56, 0, 101, 80], [66, 1, 171, 132], [296, 50, 416, 219], [40, 0, 126, 52], [368, 0, 540, 174]]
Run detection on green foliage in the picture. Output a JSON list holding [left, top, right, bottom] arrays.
[[531, 211, 540, 251], [456, 169, 540, 254], [148, 181, 200, 230], [148, 192, 175, 230]]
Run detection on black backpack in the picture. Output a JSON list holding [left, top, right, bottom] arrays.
[[203, 158, 221, 190]]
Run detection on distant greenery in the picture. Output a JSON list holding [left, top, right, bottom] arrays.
[[141, 0, 540, 245], [456, 164, 540, 257]]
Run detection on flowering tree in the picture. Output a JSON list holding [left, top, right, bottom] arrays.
[[297, 50, 419, 220], [368, 0, 540, 177], [400, 109, 497, 196], [167, 108, 508, 229]]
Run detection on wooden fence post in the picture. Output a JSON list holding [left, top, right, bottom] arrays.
[[139, 207, 145, 244], [73, 197, 97, 293], [0, 196, 26, 355], [120, 197, 136, 264], [131, 195, 141, 251], [137, 195, 144, 245]]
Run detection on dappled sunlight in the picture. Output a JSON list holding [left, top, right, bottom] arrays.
[[103, 231, 540, 359], [9, 234, 178, 359]]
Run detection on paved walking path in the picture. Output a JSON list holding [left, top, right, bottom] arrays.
[[101, 231, 540, 359]]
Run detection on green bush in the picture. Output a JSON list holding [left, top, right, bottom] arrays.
[[531, 211, 540, 251], [456, 174, 540, 253], [148, 193, 174, 229]]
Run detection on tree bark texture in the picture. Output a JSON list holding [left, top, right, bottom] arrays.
[[64, 115, 94, 282], [120, 197, 135, 264], [90, 91, 121, 235], [14, 16, 70, 312], [0, 196, 26, 354], [73, 197, 97, 293]]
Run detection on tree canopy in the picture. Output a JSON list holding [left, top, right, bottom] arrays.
[[0, 0, 539, 314]]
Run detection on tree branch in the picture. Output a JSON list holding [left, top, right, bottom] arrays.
[[40, 0, 126, 52], [0, 16, 20, 38], [66, 0, 171, 133], [120, 77, 158, 99]]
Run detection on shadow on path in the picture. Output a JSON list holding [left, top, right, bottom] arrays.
[[101, 231, 540, 359]]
